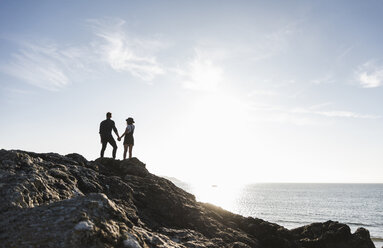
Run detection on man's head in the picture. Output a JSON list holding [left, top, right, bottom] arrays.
[[106, 112, 112, 119]]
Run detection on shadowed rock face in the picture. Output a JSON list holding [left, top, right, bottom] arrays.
[[0, 149, 376, 248]]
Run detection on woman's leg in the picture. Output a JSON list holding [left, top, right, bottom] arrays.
[[123, 144, 128, 160], [128, 145, 133, 159]]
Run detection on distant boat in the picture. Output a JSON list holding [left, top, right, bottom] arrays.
[[211, 184, 218, 188]]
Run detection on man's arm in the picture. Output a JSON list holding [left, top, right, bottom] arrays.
[[99, 122, 103, 143], [112, 122, 119, 138]]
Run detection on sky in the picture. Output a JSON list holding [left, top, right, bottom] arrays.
[[1, 0, 383, 184]]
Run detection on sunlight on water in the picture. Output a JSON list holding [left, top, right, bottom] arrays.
[[189, 183, 245, 212]]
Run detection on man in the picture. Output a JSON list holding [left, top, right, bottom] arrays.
[[99, 112, 119, 158]]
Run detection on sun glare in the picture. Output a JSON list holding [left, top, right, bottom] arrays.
[[189, 182, 245, 212], [165, 89, 270, 186]]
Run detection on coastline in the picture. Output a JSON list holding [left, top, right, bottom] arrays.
[[168, 181, 382, 248], [0, 149, 377, 248]]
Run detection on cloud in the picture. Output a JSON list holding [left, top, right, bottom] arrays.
[[247, 89, 280, 97], [248, 103, 327, 126], [311, 74, 335, 85], [1, 18, 166, 90], [336, 45, 353, 62], [251, 23, 297, 61], [248, 100, 380, 126], [356, 61, 383, 88], [292, 108, 380, 119], [177, 49, 224, 91], [0, 42, 76, 91], [89, 18, 164, 81], [316, 110, 379, 119]]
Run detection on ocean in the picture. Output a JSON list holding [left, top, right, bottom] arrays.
[[171, 181, 383, 248]]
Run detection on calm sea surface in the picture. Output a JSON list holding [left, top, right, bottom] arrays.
[[173, 182, 383, 248]]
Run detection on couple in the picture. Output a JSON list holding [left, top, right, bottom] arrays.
[[99, 112, 135, 160]]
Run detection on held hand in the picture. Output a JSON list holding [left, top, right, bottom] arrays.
[[117, 137, 121, 141]]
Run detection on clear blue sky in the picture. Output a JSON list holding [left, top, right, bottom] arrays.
[[1, 0, 383, 183]]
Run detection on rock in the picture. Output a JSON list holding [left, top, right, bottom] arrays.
[[94, 157, 149, 177], [0, 149, 376, 248], [290, 221, 375, 248], [75, 220, 94, 231], [123, 234, 142, 248], [65, 153, 88, 166]]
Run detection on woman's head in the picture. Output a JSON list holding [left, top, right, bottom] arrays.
[[126, 117, 135, 125]]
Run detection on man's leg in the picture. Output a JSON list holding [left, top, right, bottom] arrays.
[[109, 138, 118, 159], [100, 141, 107, 158]]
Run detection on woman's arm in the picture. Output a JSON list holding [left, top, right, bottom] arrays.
[[119, 127, 128, 139]]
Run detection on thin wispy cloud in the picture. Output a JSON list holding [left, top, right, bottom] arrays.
[[247, 89, 280, 97], [356, 60, 383, 88], [1, 18, 167, 90], [178, 49, 224, 91], [311, 74, 335, 85], [6, 88, 35, 95], [292, 107, 381, 119], [89, 18, 164, 81], [252, 23, 297, 61], [249, 100, 380, 126], [336, 45, 354, 63], [319, 110, 379, 119], [248, 103, 324, 126], [0, 40, 89, 91]]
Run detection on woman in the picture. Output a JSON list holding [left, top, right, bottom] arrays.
[[118, 117, 135, 159]]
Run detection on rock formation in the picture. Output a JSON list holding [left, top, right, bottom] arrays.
[[0, 149, 376, 248]]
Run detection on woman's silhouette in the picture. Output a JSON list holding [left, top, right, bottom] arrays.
[[118, 117, 135, 159]]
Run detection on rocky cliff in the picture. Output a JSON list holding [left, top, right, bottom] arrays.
[[0, 149, 376, 248]]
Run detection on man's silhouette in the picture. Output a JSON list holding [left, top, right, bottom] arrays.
[[99, 112, 119, 158]]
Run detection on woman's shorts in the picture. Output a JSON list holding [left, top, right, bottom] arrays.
[[124, 136, 134, 145]]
